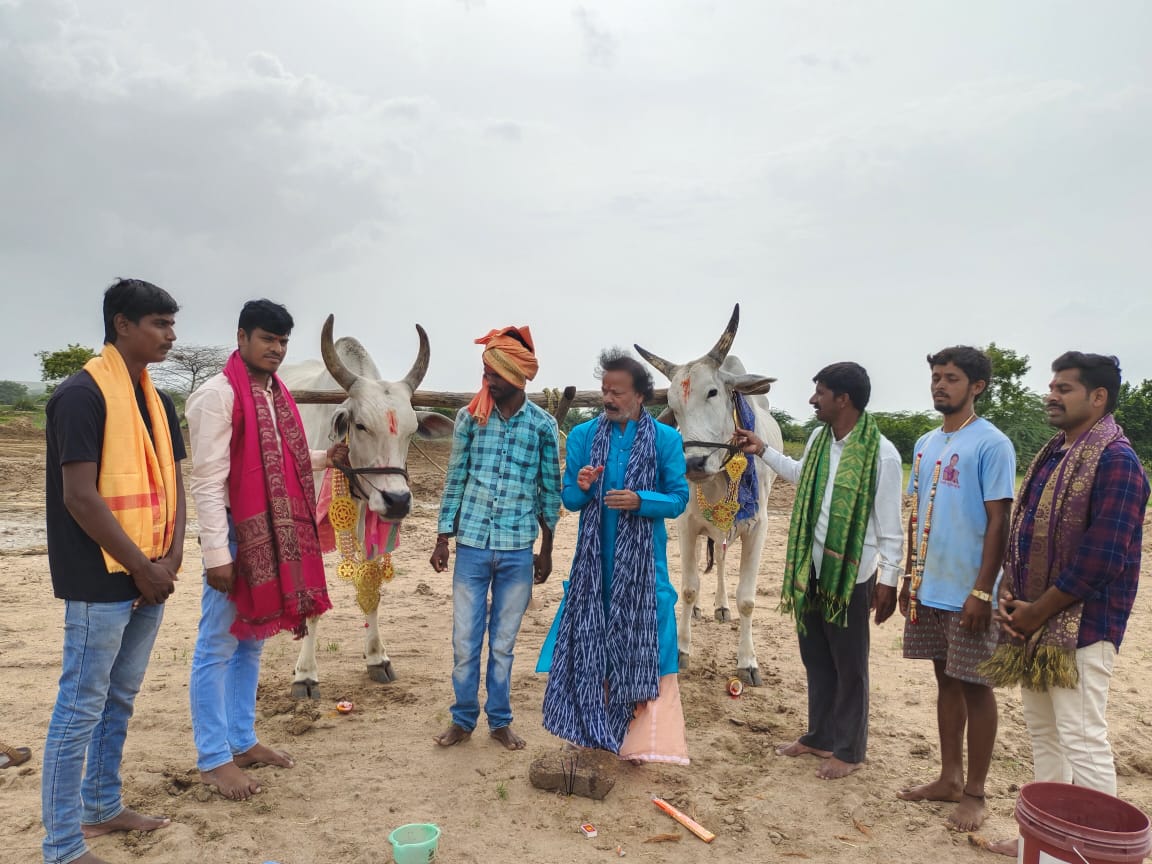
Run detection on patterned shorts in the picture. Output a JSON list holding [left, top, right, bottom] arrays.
[[902, 605, 998, 686]]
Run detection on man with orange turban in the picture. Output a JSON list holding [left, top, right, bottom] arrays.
[[431, 326, 561, 750]]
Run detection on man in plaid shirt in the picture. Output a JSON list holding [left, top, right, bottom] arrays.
[[430, 325, 561, 751], [987, 352, 1149, 857]]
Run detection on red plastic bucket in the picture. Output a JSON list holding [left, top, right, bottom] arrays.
[[1016, 782, 1151, 863]]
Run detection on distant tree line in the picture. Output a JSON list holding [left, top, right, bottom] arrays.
[[19, 340, 1152, 468]]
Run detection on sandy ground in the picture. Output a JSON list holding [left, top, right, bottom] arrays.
[[2, 423, 1152, 864]]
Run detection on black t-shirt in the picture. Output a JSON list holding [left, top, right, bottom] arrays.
[[45, 370, 186, 602]]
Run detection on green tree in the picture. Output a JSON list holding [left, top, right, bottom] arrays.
[[872, 411, 938, 463], [36, 343, 97, 386], [980, 342, 1051, 465], [0, 380, 29, 405], [1115, 379, 1152, 467], [770, 408, 809, 444]]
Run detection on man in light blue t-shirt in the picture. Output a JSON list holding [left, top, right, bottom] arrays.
[[896, 346, 1016, 834]]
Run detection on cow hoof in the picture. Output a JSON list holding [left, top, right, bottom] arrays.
[[367, 661, 396, 684], [714, 607, 731, 623], [736, 667, 764, 687], [691, 605, 702, 620], [678, 651, 691, 671], [291, 680, 321, 701]]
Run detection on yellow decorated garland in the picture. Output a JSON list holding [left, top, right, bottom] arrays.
[[696, 451, 749, 534], [330, 469, 394, 614]]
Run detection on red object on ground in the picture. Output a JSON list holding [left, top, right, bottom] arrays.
[[1016, 781, 1150, 864]]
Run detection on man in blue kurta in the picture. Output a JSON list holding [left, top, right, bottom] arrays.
[[539, 349, 691, 763]]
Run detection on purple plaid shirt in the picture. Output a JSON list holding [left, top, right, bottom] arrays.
[[1014, 438, 1150, 649]]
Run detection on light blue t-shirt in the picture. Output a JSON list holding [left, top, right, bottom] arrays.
[[906, 417, 1016, 611]]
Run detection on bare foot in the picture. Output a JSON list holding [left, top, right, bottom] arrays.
[[81, 807, 171, 838], [434, 723, 472, 747], [775, 739, 832, 758], [490, 726, 526, 751], [986, 837, 1019, 857], [947, 791, 987, 832], [235, 743, 294, 769], [817, 757, 862, 780], [896, 777, 963, 802], [200, 762, 261, 801]]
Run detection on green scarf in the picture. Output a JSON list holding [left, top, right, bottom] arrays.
[[780, 413, 881, 632]]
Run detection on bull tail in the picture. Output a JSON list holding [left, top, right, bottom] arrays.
[[704, 538, 715, 574]]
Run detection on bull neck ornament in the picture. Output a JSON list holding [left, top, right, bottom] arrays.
[[695, 449, 749, 535], [329, 468, 394, 614]]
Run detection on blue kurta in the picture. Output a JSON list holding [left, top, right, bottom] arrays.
[[536, 416, 689, 677]]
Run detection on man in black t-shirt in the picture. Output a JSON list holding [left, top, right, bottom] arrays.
[[42, 279, 186, 864]]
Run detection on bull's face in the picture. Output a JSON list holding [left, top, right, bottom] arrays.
[[321, 316, 453, 521], [636, 304, 775, 482]]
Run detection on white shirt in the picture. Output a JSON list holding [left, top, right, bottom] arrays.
[[759, 423, 904, 587], [186, 372, 328, 569]]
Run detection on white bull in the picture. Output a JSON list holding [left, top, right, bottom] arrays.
[[635, 304, 783, 686], [279, 315, 453, 699]]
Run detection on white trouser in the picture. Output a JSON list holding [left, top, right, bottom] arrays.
[[1019, 640, 1117, 796]]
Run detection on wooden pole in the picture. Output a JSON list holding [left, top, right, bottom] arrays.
[[552, 385, 577, 427], [292, 387, 669, 410]]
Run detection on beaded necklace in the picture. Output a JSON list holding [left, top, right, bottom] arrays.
[[907, 412, 976, 622], [329, 464, 395, 615]]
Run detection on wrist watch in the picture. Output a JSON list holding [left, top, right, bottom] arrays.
[[970, 589, 993, 602]]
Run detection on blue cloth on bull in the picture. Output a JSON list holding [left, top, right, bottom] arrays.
[[734, 392, 760, 523], [538, 412, 689, 751]]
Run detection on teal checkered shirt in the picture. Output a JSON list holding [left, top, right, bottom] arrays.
[[437, 400, 561, 550]]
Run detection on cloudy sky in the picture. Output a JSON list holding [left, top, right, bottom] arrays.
[[2, 0, 1149, 418]]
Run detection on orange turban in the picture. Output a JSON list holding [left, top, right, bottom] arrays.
[[467, 325, 538, 425]]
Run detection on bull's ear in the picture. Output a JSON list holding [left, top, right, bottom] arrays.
[[729, 374, 776, 396], [415, 411, 455, 440], [656, 406, 678, 428], [331, 406, 351, 442]]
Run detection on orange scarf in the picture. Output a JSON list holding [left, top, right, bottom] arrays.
[[83, 344, 178, 572], [466, 325, 538, 425]]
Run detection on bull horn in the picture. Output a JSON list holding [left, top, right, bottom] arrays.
[[401, 324, 430, 393], [634, 343, 678, 380], [704, 303, 740, 365], [321, 314, 359, 392]]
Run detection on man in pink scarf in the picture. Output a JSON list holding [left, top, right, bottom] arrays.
[[187, 300, 346, 801]]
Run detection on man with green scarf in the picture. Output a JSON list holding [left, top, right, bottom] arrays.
[[737, 362, 903, 779]]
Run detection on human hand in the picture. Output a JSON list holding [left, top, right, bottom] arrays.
[[1002, 598, 1044, 640], [533, 549, 553, 584], [734, 426, 765, 456], [604, 489, 641, 511], [327, 442, 350, 467], [577, 465, 604, 492], [959, 593, 992, 633], [430, 537, 451, 572], [898, 577, 911, 618], [132, 560, 177, 605], [206, 563, 234, 594], [872, 584, 898, 625]]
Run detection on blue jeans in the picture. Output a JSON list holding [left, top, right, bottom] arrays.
[[450, 544, 534, 731], [42, 599, 164, 864], [189, 526, 263, 771]]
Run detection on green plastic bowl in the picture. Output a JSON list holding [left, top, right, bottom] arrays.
[[388, 823, 441, 864]]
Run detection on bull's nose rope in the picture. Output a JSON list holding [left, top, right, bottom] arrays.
[[330, 468, 394, 614]]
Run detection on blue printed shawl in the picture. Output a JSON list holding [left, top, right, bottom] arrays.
[[541, 412, 661, 752], [734, 393, 759, 523]]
